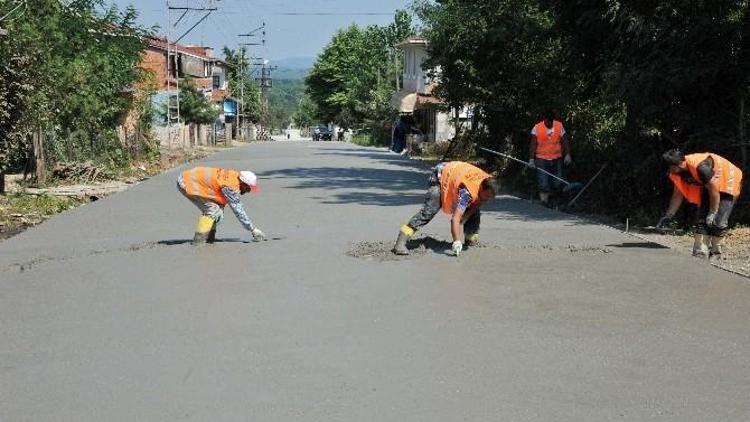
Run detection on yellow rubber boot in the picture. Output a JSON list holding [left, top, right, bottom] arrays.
[[393, 225, 414, 255], [193, 215, 214, 245], [465, 233, 479, 247]]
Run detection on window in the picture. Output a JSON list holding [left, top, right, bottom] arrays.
[[213, 75, 221, 89]]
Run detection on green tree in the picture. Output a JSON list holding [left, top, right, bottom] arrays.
[[174, 79, 219, 125], [0, 0, 152, 187], [305, 10, 414, 141], [268, 78, 305, 133], [222, 47, 262, 122], [416, 0, 750, 222]]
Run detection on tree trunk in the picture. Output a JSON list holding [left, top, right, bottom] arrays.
[[32, 127, 46, 184], [0, 170, 5, 195]]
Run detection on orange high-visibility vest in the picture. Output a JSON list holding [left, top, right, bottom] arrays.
[[668, 153, 743, 205], [440, 161, 492, 214], [533, 120, 564, 160], [181, 167, 241, 206]]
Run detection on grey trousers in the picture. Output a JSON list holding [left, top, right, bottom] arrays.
[[693, 192, 736, 237], [406, 184, 480, 235], [177, 182, 224, 221]]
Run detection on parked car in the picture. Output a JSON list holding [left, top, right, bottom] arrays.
[[312, 125, 332, 141]]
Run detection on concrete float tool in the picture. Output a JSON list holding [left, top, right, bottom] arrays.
[[478, 147, 584, 193]]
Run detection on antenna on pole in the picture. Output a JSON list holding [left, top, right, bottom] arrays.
[[238, 21, 265, 140], [166, 0, 218, 141]]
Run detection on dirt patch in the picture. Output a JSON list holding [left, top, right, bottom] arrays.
[[347, 237, 613, 262], [627, 227, 750, 277], [347, 236, 453, 262]]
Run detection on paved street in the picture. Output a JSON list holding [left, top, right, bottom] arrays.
[[1, 141, 749, 421]]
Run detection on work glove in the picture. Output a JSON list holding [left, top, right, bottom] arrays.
[[705, 212, 718, 228], [564, 154, 573, 166], [527, 158, 536, 169], [655, 215, 672, 229], [451, 240, 463, 257], [251, 228, 267, 242]]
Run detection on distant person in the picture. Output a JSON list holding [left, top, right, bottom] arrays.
[[392, 161, 498, 257], [528, 110, 572, 207], [177, 167, 266, 245], [657, 149, 743, 260], [391, 116, 423, 155], [391, 117, 408, 153]]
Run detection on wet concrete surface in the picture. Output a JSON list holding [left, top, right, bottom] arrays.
[[1, 141, 749, 421]]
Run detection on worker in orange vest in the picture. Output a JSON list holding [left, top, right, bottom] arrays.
[[657, 149, 743, 259], [528, 110, 572, 206], [393, 161, 498, 256], [177, 167, 266, 245]]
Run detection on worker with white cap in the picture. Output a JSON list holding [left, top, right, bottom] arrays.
[[177, 167, 266, 245]]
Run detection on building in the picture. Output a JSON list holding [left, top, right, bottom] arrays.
[[390, 37, 465, 143], [140, 36, 233, 125]]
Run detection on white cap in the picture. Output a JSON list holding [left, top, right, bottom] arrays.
[[239, 170, 260, 192]]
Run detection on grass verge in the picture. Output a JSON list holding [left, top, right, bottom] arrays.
[[0, 194, 88, 241]]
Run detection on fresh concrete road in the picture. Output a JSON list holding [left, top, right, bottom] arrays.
[[1, 142, 748, 421]]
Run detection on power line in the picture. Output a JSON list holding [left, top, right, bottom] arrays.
[[275, 12, 394, 16]]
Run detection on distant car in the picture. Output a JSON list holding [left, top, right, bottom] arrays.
[[312, 125, 332, 142]]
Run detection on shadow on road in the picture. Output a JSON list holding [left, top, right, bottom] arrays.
[[261, 147, 603, 227], [407, 236, 452, 254], [158, 238, 250, 246], [259, 165, 428, 207], [605, 242, 669, 249]]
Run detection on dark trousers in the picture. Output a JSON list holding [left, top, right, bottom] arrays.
[[392, 136, 406, 153], [692, 192, 736, 237], [406, 184, 480, 235], [534, 158, 563, 193]]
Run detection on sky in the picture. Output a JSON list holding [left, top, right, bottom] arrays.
[[109, 0, 416, 64]]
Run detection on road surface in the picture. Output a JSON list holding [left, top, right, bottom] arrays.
[[1, 142, 748, 421]]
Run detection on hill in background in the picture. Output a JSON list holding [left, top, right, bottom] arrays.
[[271, 57, 313, 80]]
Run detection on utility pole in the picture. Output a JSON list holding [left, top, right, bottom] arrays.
[[165, 0, 217, 142], [238, 22, 265, 140], [256, 61, 277, 130]]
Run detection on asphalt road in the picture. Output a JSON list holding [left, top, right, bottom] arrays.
[[1, 141, 748, 421]]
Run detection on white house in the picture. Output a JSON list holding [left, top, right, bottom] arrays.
[[390, 37, 457, 143]]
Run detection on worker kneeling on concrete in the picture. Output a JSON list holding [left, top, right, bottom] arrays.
[[177, 167, 266, 245], [658, 149, 743, 260], [393, 161, 498, 256]]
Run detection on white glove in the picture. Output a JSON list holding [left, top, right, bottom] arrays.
[[251, 228, 266, 242], [705, 212, 717, 227], [451, 240, 463, 257], [527, 158, 536, 168], [564, 154, 573, 165]]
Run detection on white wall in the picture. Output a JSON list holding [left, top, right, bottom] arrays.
[[402, 45, 428, 94]]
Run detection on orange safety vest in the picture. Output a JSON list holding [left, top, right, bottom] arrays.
[[440, 161, 492, 214], [181, 167, 241, 206], [533, 120, 564, 160], [668, 153, 743, 205]]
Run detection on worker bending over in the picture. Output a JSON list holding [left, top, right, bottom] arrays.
[[528, 110, 572, 207], [177, 167, 266, 245], [393, 161, 498, 256], [658, 149, 743, 260]]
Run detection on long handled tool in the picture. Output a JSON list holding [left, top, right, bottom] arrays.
[[479, 147, 583, 192]]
